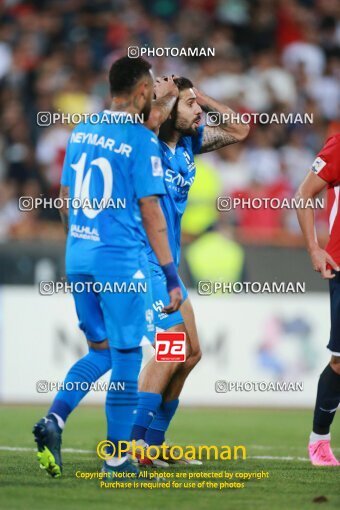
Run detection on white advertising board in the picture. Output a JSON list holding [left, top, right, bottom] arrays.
[[0, 287, 331, 407]]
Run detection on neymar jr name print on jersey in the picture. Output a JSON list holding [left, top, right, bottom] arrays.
[[147, 125, 204, 268], [69, 130, 132, 157], [61, 111, 165, 277]]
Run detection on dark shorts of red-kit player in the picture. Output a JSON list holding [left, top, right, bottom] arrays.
[[328, 271, 340, 355]]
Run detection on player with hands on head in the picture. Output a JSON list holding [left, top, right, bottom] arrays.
[[130, 75, 249, 466]]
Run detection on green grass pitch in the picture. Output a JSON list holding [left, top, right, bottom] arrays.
[[0, 406, 339, 510]]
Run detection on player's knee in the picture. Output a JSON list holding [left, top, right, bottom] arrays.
[[87, 339, 109, 350], [192, 348, 202, 366], [330, 356, 340, 375], [184, 348, 202, 372]]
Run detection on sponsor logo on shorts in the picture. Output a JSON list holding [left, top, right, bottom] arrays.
[[152, 300, 168, 320]]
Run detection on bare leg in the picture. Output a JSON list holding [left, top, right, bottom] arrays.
[[330, 355, 340, 375], [142, 298, 202, 453], [163, 298, 202, 401], [138, 323, 186, 393], [138, 298, 201, 397]]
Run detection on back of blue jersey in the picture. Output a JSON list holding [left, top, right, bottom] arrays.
[[61, 111, 165, 277], [147, 126, 204, 269]]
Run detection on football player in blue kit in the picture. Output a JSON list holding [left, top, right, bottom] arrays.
[[130, 77, 250, 465], [32, 57, 182, 478]]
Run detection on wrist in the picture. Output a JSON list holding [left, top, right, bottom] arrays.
[[161, 262, 180, 292], [307, 242, 319, 254], [165, 90, 179, 101], [155, 90, 178, 101]]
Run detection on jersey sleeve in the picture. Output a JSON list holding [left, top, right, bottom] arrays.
[[191, 125, 205, 154], [311, 136, 340, 186], [131, 129, 166, 199]]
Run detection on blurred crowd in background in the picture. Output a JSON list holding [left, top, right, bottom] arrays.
[[0, 0, 339, 252]]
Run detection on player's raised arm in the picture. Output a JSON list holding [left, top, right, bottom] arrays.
[[144, 76, 179, 134], [139, 195, 182, 313], [194, 88, 250, 153]]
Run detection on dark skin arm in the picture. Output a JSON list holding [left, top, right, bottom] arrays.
[[194, 88, 250, 153], [145, 76, 179, 134], [139, 195, 182, 312]]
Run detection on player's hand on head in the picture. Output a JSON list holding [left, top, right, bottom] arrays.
[[154, 75, 179, 99], [192, 87, 206, 105], [310, 246, 339, 279], [163, 287, 182, 314]]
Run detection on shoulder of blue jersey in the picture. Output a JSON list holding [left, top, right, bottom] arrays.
[[133, 123, 160, 146], [68, 117, 160, 152]]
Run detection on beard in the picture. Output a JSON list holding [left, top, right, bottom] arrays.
[[174, 116, 199, 136]]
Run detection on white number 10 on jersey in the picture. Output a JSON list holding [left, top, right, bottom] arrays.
[[71, 152, 113, 219]]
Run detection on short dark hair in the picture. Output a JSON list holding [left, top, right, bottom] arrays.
[[109, 56, 152, 95], [173, 77, 193, 91]]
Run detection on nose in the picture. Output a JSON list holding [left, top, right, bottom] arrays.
[[196, 104, 203, 115]]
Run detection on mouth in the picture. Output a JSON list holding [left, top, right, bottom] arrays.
[[193, 116, 201, 126]]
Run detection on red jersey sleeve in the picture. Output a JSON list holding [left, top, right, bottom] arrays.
[[311, 135, 340, 186]]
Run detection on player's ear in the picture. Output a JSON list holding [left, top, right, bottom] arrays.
[[144, 79, 152, 99], [133, 79, 145, 103]]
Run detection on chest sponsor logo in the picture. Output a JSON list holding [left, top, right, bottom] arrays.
[[164, 168, 195, 189]]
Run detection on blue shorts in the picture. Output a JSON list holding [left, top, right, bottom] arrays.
[[328, 272, 340, 355], [67, 274, 155, 350], [150, 268, 188, 330]]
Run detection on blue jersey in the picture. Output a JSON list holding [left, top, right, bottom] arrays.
[[147, 126, 204, 269], [61, 111, 165, 277]]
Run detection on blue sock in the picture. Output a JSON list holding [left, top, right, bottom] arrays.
[[131, 392, 162, 441], [106, 347, 142, 454], [48, 347, 111, 422], [145, 398, 179, 445]]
